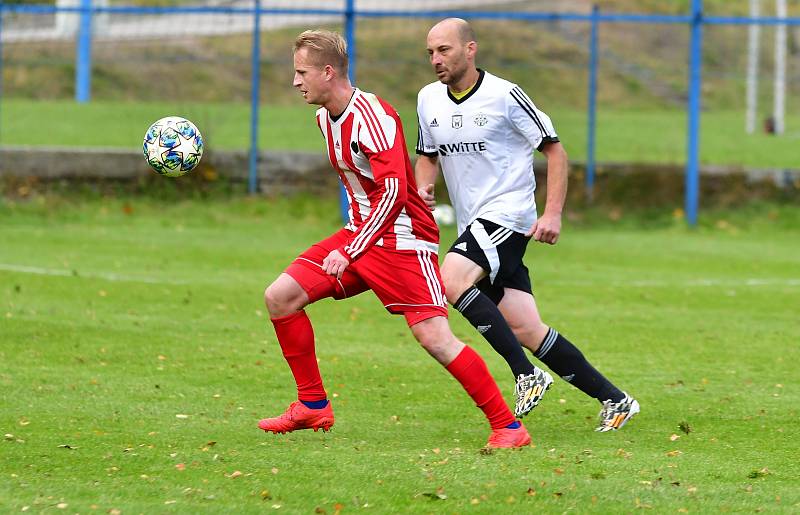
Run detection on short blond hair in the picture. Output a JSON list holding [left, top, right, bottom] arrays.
[[293, 30, 349, 76]]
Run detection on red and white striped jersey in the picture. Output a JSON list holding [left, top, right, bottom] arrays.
[[315, 88, 439, 262]]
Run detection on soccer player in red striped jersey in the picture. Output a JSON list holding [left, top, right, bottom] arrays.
[[257, 29, 530, 448]]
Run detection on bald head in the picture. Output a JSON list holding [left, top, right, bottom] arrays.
[[426, 18, 479, 90], [428, 17, 476, 45]]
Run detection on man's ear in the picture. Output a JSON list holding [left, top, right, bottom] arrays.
[[466, 41, 477, 60]]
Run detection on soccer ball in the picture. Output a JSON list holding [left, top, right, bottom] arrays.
[[433, 203, 456, 226], [142, 116, 203, 177]]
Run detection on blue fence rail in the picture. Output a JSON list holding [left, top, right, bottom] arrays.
[[1, 0, 799, 224]]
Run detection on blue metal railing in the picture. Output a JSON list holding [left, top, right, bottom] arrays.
[[685, 0, 704, 226], [2, 2, 799, 224], [585, 4, 599, 203]]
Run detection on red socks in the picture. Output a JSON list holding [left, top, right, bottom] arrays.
[[446, 345, 516, 429], [272, 313, 514, 429], [271, 311, 327, 401]]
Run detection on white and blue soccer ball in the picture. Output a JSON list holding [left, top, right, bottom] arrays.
[[433, 203, 456, 226], [143, 116, 203, 177]]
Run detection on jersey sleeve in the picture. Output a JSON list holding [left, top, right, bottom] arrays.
[[507, 86, 559, 152], [338, 103, 408, 262], [415, 90, 438, 157]]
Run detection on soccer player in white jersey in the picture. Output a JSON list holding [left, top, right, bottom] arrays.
[[415, 18, 639, 432], [258, 29, 532, 448]]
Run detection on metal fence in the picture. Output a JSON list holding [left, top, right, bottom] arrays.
[[1, 0, 799, 224]]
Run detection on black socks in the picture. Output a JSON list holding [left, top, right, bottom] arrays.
[[454, 286, 536, 378], [535, 328, 624, 403]]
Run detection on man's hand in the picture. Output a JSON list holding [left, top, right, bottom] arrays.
[[322, 249, 350, 279], [527, 213, 562, 244], [418, 183, 436, 210]]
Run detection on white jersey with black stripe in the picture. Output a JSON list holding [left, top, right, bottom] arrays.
[[416, 70, 559, 235]]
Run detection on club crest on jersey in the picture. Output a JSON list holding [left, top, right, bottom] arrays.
[[451, 115, 463, 129], [473, 113, 488, 126]]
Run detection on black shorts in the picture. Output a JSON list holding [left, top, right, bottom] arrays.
[[448, 218, 532, 305]]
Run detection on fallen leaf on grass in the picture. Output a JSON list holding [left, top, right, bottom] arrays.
[[57, 444, 77, 450], [418, 486, 447, 501], [420, 492, 447, 501], [615, 448, 632, 458], [678, 421, 691, 434], [666, 450, 682, 457], [748, 467, 770, 479]]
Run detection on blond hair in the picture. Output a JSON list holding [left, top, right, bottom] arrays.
[[293, 30, 349, 76]]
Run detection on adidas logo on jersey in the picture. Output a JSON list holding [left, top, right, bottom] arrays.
[[334, 141, 341, 150], [429, 118, 439, 127], [454, 242, 468, 252], [477, 324, 492, 334]]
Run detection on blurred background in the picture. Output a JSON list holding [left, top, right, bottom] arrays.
[[1, 0, 798, 218]]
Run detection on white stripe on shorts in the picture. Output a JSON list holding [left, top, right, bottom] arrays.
[[416, 249, 446, 308], [469, 220, 501, 284]]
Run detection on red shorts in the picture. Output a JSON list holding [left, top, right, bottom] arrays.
[[286, 229, 448, 326]]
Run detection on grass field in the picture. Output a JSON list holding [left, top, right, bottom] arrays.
[[1, 195, 798, 512], [2, 99, 800, 169]]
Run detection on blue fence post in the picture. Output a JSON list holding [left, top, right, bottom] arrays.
[[685, 0, 703, 226], [345, 0, 356, 82], [75, 0, 93, 102], [0, 0, 4, 144], [248, 0, 261, 194], [585, 4, 599, 202], [339, 0, 356, 221]]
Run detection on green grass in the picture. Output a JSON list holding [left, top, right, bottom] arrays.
[[1, 195, 798, 512], [2, 99, 800, 168]]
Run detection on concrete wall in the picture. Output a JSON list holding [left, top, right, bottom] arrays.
[[0, 146, 338, 196], [1, 146, 798, 206]]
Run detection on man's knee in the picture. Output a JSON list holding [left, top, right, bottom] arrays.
[[441, 271, 472, 304], [411, 317, 443, 347], [513, 322, 550, 352], [264, 274, 308, 317], [440, 254, 485, 305], [410, 316, 463, 364]]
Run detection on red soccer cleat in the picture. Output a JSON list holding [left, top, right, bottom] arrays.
[[486, 423, 532, 448], [258, 401, 334, 434]]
